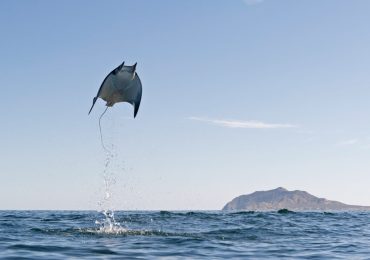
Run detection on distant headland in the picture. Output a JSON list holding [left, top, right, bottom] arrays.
[[222, 187, 370, 211]]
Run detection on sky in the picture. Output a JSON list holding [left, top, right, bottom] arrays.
[[1, 0, 370, 210]]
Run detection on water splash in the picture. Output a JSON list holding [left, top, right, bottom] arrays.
[[96, 157, 126, 234], [94, 210, 126, 234], [95, 112, 127, 234]]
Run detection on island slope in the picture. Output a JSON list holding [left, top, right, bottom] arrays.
[[222, 187, 370, 211]]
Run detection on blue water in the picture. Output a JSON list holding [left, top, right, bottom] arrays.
[[1, 210, 370, 259]]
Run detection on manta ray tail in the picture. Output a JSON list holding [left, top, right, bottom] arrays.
[[98, 106, 110, 153], [88, 97, 98, 115]]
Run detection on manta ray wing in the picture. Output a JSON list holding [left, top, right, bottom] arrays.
[[88, 68, 116, 114], [115, 74, 142, 117]]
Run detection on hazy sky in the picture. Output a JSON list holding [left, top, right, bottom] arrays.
[[1, 0, 370, 210]]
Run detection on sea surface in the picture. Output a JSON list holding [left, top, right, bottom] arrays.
[[1, 210, 370, 259]]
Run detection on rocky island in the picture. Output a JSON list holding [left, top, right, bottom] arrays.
[[222, 187, 370, 211]]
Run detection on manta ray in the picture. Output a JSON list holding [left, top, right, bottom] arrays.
[[88, 62, 142, 117]]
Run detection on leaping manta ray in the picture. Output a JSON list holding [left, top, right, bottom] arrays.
[[88, 61, 142, 117]]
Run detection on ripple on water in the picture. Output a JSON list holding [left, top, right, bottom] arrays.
[[1, 211, 370, 259]]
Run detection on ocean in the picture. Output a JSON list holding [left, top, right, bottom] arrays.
[[1, 210, 369, 259]]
